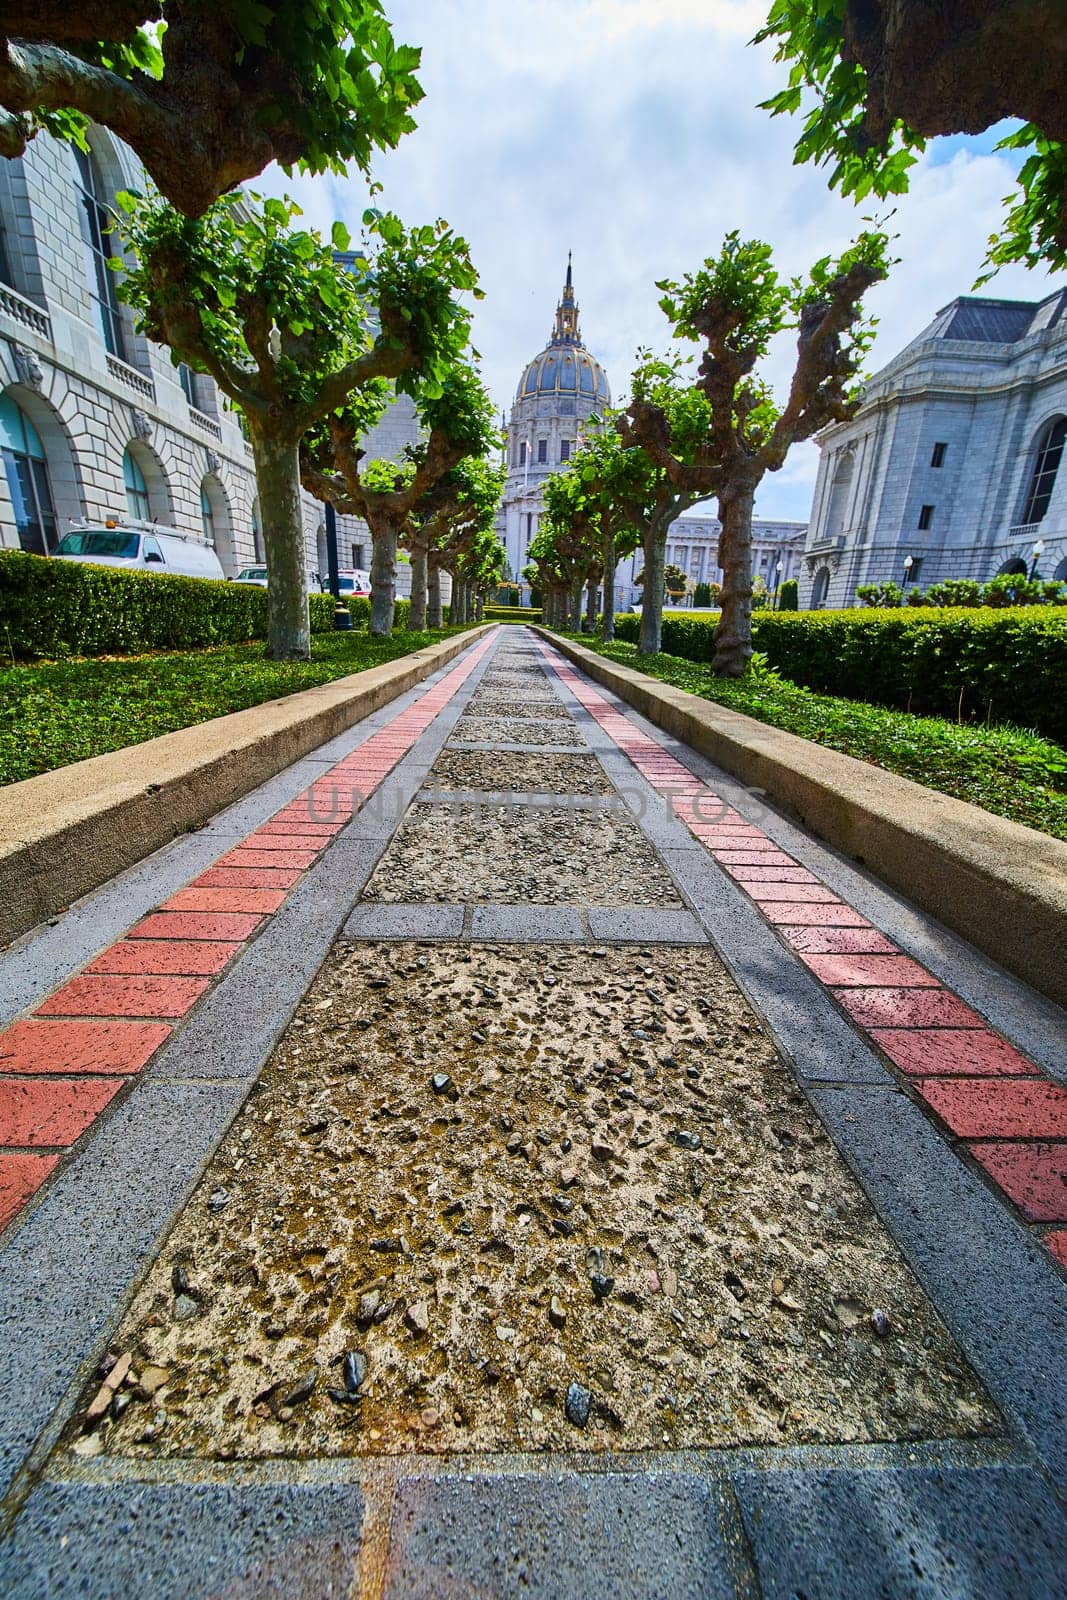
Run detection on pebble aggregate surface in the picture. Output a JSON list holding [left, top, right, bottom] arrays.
[[361, 803, 680, 906], [74, 942, 997, 1462]]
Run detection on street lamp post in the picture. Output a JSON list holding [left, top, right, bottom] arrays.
[[1029, 538, 1045, 579], [902, 554, 914, 592], [773, 561, 782, 610]]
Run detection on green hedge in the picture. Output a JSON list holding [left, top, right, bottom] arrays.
[[0, 550, 349, 659], [611, 606, 1067, 745], [483, 606, 542, 623]]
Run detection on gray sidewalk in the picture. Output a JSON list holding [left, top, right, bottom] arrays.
[[0, 627, 1064, 1599]]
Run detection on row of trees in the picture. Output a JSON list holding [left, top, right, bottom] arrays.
[[527, 231, 889, 674], [1, 1, 1063, 671], [0, 2, 505, 659], [117, 189, 506, 656]]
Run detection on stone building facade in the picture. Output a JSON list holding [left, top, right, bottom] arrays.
[[613, 515, 806, 610], [0, 123, 417, 584], [801, 290, 1067, 608], [499, 263, 806, 607], [499, 258, 611, 589]]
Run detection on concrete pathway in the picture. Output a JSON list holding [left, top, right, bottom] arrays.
[[0, 625, 1064, 1598]]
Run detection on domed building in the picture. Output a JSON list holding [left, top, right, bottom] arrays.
[[499, 257, 611, 596]]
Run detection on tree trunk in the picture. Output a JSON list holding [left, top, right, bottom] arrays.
[[249, 424, 309, 660], [369, 517, 397, 636], [451, 577, 466, 625], [600, 529, 616, 640], [428, 561, 443, 627], [713, 485, 756, 676], [408, 542, 428, 630], [569, 579, 582, 631], [638, 528, 665, 654], [585, 576, 598, 633]]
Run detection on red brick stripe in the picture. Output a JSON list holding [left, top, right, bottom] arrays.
[[0, 631, 496, 1234], [537, 639, 1067, 1264]]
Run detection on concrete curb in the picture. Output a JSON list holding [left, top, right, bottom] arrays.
[[0, 626, 495, 948], [536, 630, 1067, 1010]]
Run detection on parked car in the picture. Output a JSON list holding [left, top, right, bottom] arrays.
[[323, 568, 372, 598], [53, 520, 225, 581], [233, 565, 269, 587]]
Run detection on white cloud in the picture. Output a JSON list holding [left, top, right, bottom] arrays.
[[269, 0, 1062, 522]]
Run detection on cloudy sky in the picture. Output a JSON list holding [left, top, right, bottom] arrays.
[[277, 0, 1061, 522]]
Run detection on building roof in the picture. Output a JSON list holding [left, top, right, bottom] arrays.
[[516, 256, 610, 405], [926, 288, 1067, 345]]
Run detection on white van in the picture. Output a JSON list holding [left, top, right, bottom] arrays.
[[53, 520, 226, 581]]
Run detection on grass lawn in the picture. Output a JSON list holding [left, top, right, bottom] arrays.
[[0, 626, 474, 786], [569, 636, 1067, 842]]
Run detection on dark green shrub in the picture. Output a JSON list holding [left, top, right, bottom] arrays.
[[0, 550, 340, 659], [693, 581, 712, 607], [611, 605, 1067, 744], [753, 608, 1067, 744], [926, 578, 982, 607], [905, 586, 928, 605], [777, 578, 798, 610], [484, 607, 542, 623]]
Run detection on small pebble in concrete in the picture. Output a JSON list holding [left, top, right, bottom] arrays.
[[565, 1380, 592, 1427]]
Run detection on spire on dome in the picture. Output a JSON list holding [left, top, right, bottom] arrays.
[[552, 252, 580, 343]]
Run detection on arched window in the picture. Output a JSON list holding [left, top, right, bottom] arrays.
[[200, 473, 233, 573], [996, 558, 1027, 576], [251, 499, 264, 562], [824, 451, 854, 540], [200, 483, 216, 547], [123, 447, 150, 521], [0, 391, 57, 554], [1021, 417, 1067, 525], [73, 145, 125, 358], [811, 566, 831, 608], [1054, 556, 1067, 583]]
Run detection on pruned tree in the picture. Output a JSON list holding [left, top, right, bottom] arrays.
[[300, 363, 496, 635], [615, 355, 714, 655], [0, 1, 423, 217], [756, 0, 1067, 274], [540, 470, 603, 631], [625, 231, 889, 674], [410, 456, 504, 630], [119, 193, 477, 658], [552, 423, 641, 641]]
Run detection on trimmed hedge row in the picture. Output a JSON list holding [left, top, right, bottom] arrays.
[[611, 606, 1067, 745], [1, 550, 347, 659], [483, 607, 543, 623]]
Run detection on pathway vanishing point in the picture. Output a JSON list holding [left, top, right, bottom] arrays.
[[0, 626, 1064, 1598]]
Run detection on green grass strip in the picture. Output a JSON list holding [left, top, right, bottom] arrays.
[[0, 627, 474, 787], [568, 637, 1067, 843]]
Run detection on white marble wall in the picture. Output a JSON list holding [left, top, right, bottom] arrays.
[[0, 125, 419, 585], [801, 296, 1067, 607]]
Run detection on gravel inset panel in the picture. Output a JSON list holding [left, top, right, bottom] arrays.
[[465, 696, 570, 719], [360, 803, 679, 905], [75, 944, 999, 1462], [427, 750, 615, 796], [450, 717, 585, 749]]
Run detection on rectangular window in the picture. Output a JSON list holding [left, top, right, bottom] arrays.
[[931, 441, 947, 468], [526, 513, 533, 539], [178, 363, 196, 406], [519, 441, 527, 467], [351, 544, 364, 568], [907, 556, 923, 586], [918, 504, 934, 530], [560, 439, 570, 462], [0, 216, 12, 288], [74, 148, 126, 359], [537, 439, 547, 463]]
